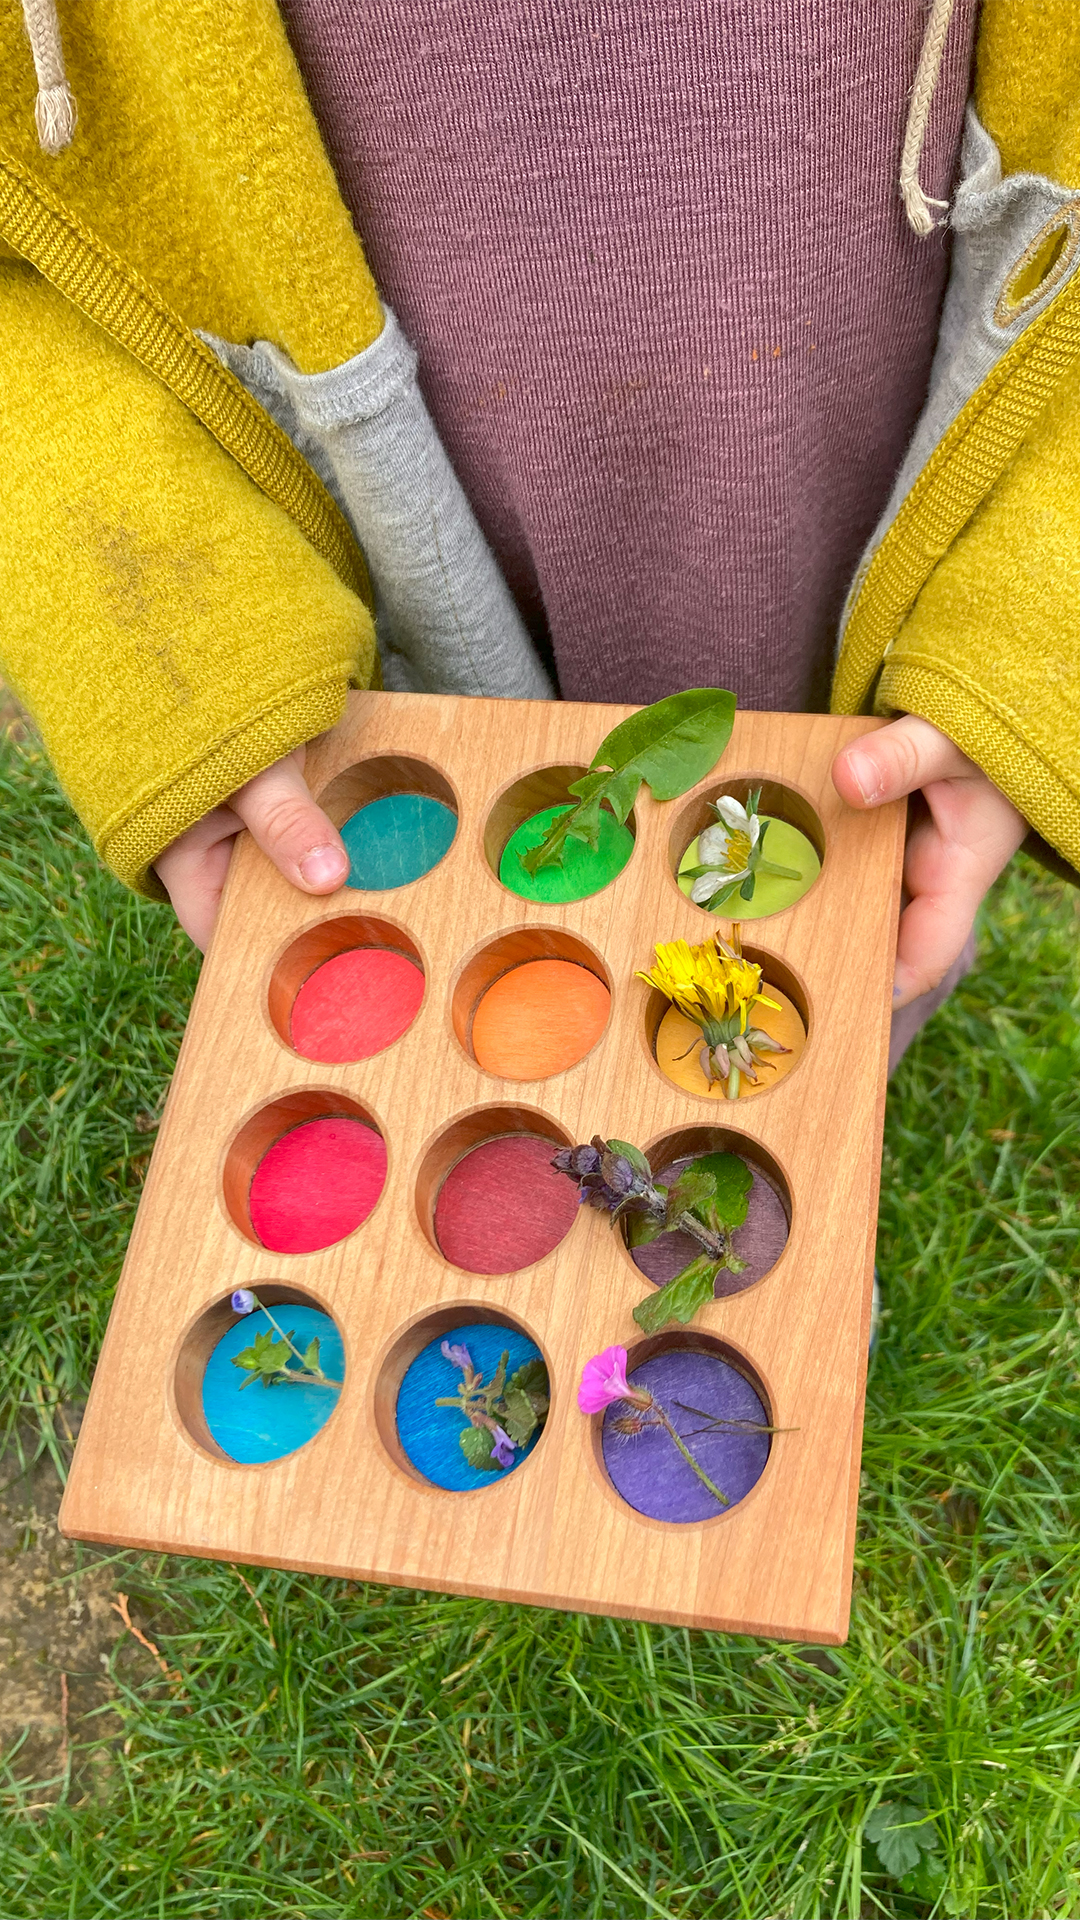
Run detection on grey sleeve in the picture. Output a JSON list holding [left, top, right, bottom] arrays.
[[202, 309, 554, 700]]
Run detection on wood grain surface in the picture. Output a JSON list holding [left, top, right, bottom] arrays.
[[60, 694, 905, 1643]]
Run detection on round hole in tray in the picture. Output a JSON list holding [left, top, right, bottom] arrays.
[[223, 1092, 387, 1253], [452, 928, 611, 1081], [670, 776, 824, 921], [643, 943, 810, 1103], [317, 754, 458, 891], [377, 1310, 550, 1491], [594, 1332, 773, 1524], [417, 1107, 578, 1275], [626, 1126, 791, 1299], [175, 1286, 344, 1465], [269, 914, 425, 1064], [486, 765, 635, 904]]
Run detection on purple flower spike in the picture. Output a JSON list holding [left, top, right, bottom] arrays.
[[441, 1339, 473, 1372], [231, 1289, 256, 1316], [491, 1425, 517, 1469]]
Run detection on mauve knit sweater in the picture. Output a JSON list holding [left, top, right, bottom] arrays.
[[280, 0, 979, 709]]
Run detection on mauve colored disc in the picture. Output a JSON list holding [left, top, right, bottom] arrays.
[[434, 1134, 579, 1274], [629, 1155, 789, 1296], [602, 1349, 770, 1522], [290, 947, 424, 1063], [249, 1116, 387, 1254]]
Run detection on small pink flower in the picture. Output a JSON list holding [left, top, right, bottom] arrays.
[[578, 1345, 649, 1414]]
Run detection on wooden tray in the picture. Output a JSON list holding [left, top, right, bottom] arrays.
[[60, 693, 905, 1643]]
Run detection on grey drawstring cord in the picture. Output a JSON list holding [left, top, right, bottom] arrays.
[[21, 0, 77, 155], [900, 0, 959, 236]]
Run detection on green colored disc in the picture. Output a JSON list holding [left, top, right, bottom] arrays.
[[499, 804, 635, 903], [678, 815, 820, 919]]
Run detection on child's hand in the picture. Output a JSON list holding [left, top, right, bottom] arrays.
[[832, 715, 1027, 1010], [155, 746, 349, 950]]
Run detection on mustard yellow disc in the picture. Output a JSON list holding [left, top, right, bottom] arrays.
[[653, 988, 806, 1100]]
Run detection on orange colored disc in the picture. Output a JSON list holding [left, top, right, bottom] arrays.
[[654, 985, 806, 1100], [471, 959, 610, 1081]]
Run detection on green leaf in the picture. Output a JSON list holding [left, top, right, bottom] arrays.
[[589, 688, 736, 801], [863, 1803, 928, 1880], [632, 1255, 720, 1334], [693, 1152, 752, 1233], [739, 874, 755, 900], [231, 1330, 291, 1377], [507, 1358, 548, 1400], [626, 1212, 664, 1248], [665, 1164, 716, 1225], [899, 1857, 947, 1899], [520, 688, 735, 874], [502, 1388, 538, 1448], [705, 881, 741, 911], [607, 1140, 652, 1179], [460, 1425, 499, 1469], [302, 1340, 321, 1372], [601, 766, 643, 825]]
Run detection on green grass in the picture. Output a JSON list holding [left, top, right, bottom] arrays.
[[1, 731, 1079, 1918]]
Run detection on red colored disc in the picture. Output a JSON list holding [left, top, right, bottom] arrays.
[[249, 1116, 387, 1253], [290, 948, 424, 1064], [434, 1134, 579, 1274]]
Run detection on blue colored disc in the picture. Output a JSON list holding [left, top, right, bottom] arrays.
[[202, 1305, 344, 1465], [340, 793, 457, 890], [396, 1322, 546, 1491]]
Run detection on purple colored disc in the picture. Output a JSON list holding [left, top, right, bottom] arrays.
[[602, 1348, 770, 1523], [629, 1156, 788, 1296]]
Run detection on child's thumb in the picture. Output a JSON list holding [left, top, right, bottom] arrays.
[[231, 748, 350, 893]]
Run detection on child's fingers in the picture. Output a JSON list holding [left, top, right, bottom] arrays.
[[892, 796, 1028, 1008], [831, 713, 974, 808], [229, 748, 349, 893], [155, 806, 242, 949]]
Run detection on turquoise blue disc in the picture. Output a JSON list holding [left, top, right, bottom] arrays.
[[498, 803, 634, 903], [396, 1322, 546, 1492], [202, 1305, 344, 1465], [341, 793, 457, 890]]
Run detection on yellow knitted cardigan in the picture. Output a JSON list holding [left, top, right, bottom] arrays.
[[1, 0, 1079, 889]]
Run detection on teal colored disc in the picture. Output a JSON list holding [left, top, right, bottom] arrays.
[[341, 793, 457, 890], [678, 816, 820, 920], [202, 1306, 344, 1465], [499, 804, 634, 903]]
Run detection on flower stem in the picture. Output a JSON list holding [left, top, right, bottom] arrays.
[[653, 1407, 729, 1506], [726, 1064, 741, 1101], [757, 860, 802, 880]]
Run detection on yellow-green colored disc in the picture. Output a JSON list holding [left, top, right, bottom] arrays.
[[678, 816, 820, 919]]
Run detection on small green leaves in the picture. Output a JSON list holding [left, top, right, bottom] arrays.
[[231, 1329, 291, 1389], [302, 1339, 321, 1373], [460, 1425, 498, 1470], [633, 1255, 720, 1334], [520, 687, 735, 874]]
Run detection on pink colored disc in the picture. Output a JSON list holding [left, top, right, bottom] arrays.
[[290, 948, 424, 1064], [434, 1134, 579, 1274], [249, 1116, 387, 1253]]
